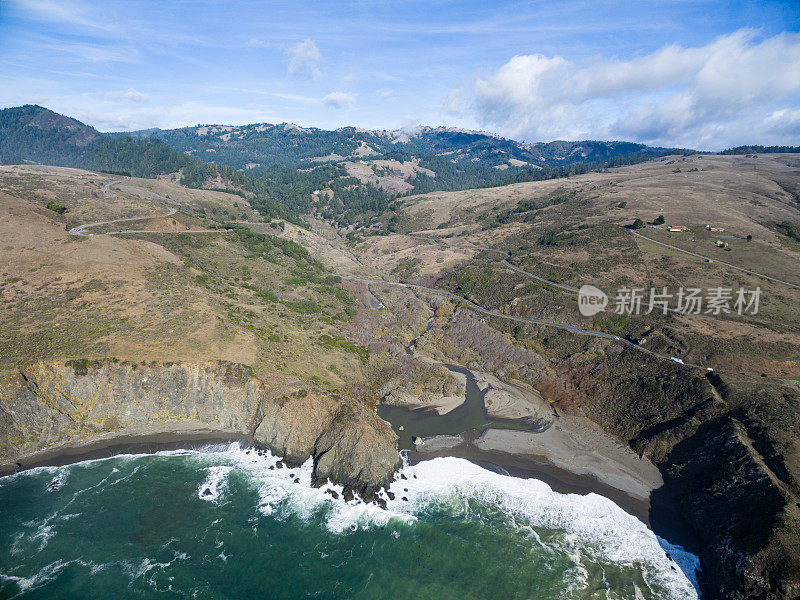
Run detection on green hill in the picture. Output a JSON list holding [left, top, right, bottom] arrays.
[[0, 105, 692, 228]]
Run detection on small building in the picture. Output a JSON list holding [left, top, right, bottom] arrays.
[[668, 225, 688, 232]]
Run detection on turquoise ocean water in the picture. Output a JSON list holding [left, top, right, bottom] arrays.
[[0, 444, 700, 599]]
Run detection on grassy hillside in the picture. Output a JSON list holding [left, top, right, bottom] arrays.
[[341, 152, 800, 597], [1, 105, 693, 234], [0, 165, 369, 399], [2, 132, 800, 598]]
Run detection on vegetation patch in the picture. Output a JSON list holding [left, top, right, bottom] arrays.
[[46, 201, 67, 214], [318, 334, 369, 364], [777, 221, 800, 243]]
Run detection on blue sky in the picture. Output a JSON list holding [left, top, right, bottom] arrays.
[[1, 0, 799, 149]]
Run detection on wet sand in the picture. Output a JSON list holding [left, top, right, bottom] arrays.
[[408, 429, 655, 523], [0, 427, 247, 477], [407, 429, 693, 548]]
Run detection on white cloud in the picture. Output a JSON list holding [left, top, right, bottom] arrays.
[[77, 101, 279, 132], [103, 88, 148, 102], [230, 87, 320, 104], [123, 88, 148, 102], [286, 39, 321, 78], [400, 116, 421, 134], [246, 38, 271, 49], [35, 39, 139, 63], [444, 88, 463, 116], [378, 88, 393, 99], [467, 30, 800, 149], [323, 91, 355, 109], [10, 0, 116, 32]]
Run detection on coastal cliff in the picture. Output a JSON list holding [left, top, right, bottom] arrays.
[[0, 360, 400, 497]]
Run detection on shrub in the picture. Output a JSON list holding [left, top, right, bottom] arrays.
[[318, 334, 369, 363], [283, 299, 323, 314], [46, 201, 67, 214], [777, 221, 800, 242]]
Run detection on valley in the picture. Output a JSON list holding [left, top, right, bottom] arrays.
[[1, 115, 799, 599]]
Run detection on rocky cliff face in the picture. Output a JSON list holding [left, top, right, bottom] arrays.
[[664, 417, 800, 600], [0, 360, 400, 497], [251, 387, 399, 498], [419, 306, 800, 599]]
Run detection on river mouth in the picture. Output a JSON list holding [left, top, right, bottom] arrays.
[[377, 365, 547, 451]]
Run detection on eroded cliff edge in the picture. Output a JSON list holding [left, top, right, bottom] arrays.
[[0, 360, 400, 498]]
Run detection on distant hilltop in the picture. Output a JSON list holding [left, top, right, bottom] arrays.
[[1, 104, 796, 229]]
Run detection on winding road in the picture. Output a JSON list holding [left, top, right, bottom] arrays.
[[353, 276, 709, 371], [69, 177, 235, 237], [501, 258, 579, 293], [398, 228, 800, 373], [69, 207, 178, 236], [66, 183, 794, 377], [375, 228, 797, 375]]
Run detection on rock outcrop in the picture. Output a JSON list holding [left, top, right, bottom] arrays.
[[664, 417, 800, 600], [0, 360, 400, 496]]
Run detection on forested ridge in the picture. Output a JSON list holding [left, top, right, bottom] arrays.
[[0, 104, 703, 226]]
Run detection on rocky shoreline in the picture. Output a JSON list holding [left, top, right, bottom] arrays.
[[0, 360, 400, 500], [4, 358, 795, 599], [0, 407, 672, 533], [0, 429, 248, 477], [1, 358, 673, 530]]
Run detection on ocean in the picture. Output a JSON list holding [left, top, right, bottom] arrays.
[[0, 443, 700, 599]]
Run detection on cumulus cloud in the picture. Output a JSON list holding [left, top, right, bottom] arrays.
[[124, 88, 148, 102], [114, 88, 148, 102], [286, 39, 321, 78], [468, 30, 800, 149], [323, 91, 355, 109]]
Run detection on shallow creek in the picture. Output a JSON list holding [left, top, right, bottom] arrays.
[[377, 366, 537, 450]]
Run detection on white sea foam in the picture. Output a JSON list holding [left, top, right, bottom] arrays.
[[0, 560, 66, 593], [3, 442, 700, 599], [189, 444, 699, 599], [124, 551, 190, 583], [392, 457, 699, 599], [197, 466, 233, 502], [0, 559, 101, 593], [193, 444, 412, 529]]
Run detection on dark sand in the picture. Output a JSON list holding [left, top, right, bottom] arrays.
[[408, 430, 695, 549], [0, 429, 248, 478], [0, 425, 695, 550]]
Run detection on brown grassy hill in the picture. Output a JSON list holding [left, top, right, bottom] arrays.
[[0, 165, 369, 395], [345, 153, 800, 599]]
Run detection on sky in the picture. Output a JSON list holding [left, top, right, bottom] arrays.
[[1, 0, 799, 150]]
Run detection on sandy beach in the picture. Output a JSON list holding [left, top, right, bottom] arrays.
[[402, 367, 668, 527], [0, 413, 693, 546], [0, 426, 247, 477]]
